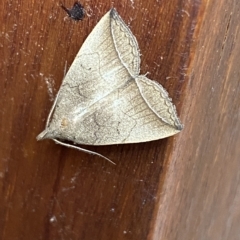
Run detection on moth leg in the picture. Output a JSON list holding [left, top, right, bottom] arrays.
[[53, 139, 115, 165]]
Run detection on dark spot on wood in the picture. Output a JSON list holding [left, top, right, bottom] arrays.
[[61, 1, 85, 21]]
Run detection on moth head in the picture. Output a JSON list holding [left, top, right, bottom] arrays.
[[36, 128, 57, 141], [36, 117, 72, 141]]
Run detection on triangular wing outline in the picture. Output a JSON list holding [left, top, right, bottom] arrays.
[[37, 8, 183, 148]]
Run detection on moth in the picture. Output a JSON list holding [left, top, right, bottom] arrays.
[[37, 9, 183, 163]]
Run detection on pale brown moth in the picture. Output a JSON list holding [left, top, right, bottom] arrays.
[[37, 9, 183, 163]]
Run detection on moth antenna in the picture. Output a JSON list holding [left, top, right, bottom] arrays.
[[45, 75, 66, 128], [46, 62, 69, 128], [64, 61, 68, 76], [53, 139, 116, 165]]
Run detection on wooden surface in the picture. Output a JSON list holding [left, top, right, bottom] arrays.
[[1, 0, 239, 239]]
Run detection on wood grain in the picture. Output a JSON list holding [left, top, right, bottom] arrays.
[[0, 0, 239, 239], [151, 1, 240, 239]]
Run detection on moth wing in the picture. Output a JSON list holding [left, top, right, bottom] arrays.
[[55, 9, 140, 115], [47, 76, 182, 145], [135, 76, 183, 131], [110, 9, 140, 76], [39, 9, 143, 142]]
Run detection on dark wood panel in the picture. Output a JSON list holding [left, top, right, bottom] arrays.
[[150, 1, 240, 240], [1, 0, 239, 239]]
